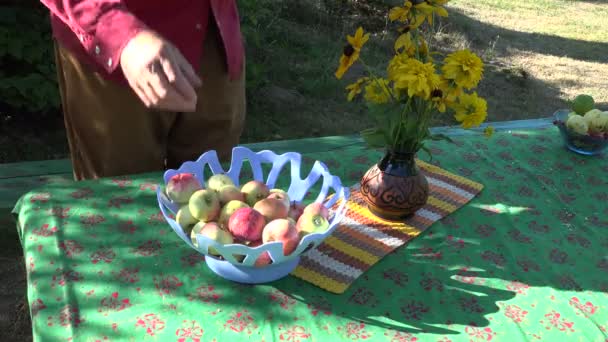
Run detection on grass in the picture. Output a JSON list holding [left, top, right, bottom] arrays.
[[2, 0, 607, 164], [238, 0, 608, 144]]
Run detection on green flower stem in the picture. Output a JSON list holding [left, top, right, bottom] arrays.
[[394, 96, 413, 149]]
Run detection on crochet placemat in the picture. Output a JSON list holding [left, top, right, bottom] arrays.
[[291, 159, 484, 294]]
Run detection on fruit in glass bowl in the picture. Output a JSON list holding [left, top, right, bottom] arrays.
[[553, 96, 608, 156]]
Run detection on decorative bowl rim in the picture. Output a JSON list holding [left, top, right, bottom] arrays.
[[155, 146, 350, 268]]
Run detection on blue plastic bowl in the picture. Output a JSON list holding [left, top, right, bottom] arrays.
[[156, 146, 349, 284], [553, 109, 608, 156]]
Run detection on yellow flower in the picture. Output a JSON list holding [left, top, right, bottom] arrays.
[[391, 58, 440, 100], [335, 27, 370, 79], [387, 52, 409, 80], [364, 78, 392, 104], [442, 49, 484, 89], [484, 126, 495, 137], [345, 77, 369, 102], [438, 77, 463, 101], [430, 88, 453, 113], [389, 0, 447, 30], [388, 0, 450, 38], [412, 0, 449, 26], [394, 33, 428, 58], [394, 32, 414, 54], [453, 92, 488, 129], [389, 1, 413, 22]]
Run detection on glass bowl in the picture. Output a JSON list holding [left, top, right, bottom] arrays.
[[553, 109, 608, 156]]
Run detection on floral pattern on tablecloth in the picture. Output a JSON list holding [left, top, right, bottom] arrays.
[[14, 127, 608, 341]]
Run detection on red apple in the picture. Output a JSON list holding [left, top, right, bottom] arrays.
[[302, 202, 329, 219], [288, 201, 306, 221], [190, 222, 233, 255], [228, 207, 266, 241], [218, 200, 250, 228], [188, 189, 221, 222], [249, 240, 273, 267], [254, 198, 289, 222], [262, 219, 300, 256], [241, 180, 270, 206], [166, 173, 202, 203]]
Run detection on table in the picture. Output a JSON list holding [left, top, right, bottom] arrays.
[[13, 125, 608, 341]]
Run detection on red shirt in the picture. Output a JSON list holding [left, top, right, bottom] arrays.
[[41, 0, 245, 84]]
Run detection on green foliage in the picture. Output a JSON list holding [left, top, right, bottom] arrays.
[[0, 5, 60, 114], [237, 0, 284, 92]]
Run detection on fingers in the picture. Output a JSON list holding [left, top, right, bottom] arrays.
[[123, 34, 201, 112], [146, 60, 197, 112], [134, 85, 152, 108], [159, 51, 197, 102], [172, 48, 203, 88]]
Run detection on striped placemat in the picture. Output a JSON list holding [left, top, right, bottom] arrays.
[[291, 159, 484, 294]]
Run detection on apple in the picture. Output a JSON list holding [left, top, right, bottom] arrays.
[[248, 240, 273, 267], [176, 205, 197, 231], [241, 180, 269, 206], [288, 201, 306, 221], [190, 222, 233, 255], [218, 200, 250, 228], [262, 219, 300, 256], [228, 207, 266, 242], [296, 212, 330, 237], [206, 173, 235, 192], [267, 190, 290, 209], [188, 189, 221, 222], [302, 202, 330, 219], [253, 198, 289, 222], [166, 173, 202, 203], [217, 185, 245, 205]]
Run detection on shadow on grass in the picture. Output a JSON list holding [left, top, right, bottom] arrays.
[[447, 8, 608, 64]]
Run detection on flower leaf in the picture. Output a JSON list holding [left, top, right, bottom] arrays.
[[420, 144, 434, 163], [360, 128, 388, 148], [429, 133, 455, 143]]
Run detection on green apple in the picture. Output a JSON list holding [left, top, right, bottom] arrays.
[[240, 180, 269, 206], [176, 205, 197, 232], [206, 174, 235, 192], [191, 222, 233, 255], [296, 213, 330, 237], [217, 185, 245, 205], [188, 189, 221, 222], [268, 189, 290, 209], [566, 114, 589, 135]]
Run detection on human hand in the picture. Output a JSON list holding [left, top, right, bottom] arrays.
[[120, 30, 202, 112]]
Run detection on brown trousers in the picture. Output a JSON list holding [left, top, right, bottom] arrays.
[[54, 21, 246, 181]]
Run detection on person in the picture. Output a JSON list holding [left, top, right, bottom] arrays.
[[39, 0, 246, 180]]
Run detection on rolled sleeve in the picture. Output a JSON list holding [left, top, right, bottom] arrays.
[[41, 1, 148, 73], [84, 8, 147, 73]]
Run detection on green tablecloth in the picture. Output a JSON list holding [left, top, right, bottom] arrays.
[[13, 127, 608, 341]]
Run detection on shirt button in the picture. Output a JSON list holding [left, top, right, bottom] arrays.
[[195, 23, 202, 30], [107, 58, 112, 67], [95, 45, 101, 55]]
